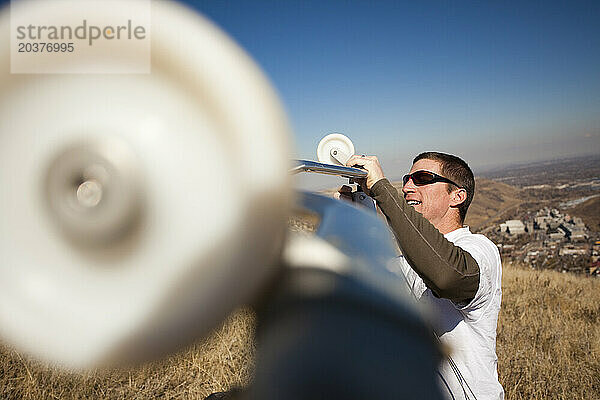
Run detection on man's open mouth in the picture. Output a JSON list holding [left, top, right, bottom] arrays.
[[406, 200, 421, 206]]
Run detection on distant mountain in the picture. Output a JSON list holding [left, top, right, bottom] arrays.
[[478, 155, 600, 187]]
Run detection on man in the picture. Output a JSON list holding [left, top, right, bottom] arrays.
[[341, 152, 503, 400]]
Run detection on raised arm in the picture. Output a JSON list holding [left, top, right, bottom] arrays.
[[344, 155, 479, 304], [370, 179, 479, 303]]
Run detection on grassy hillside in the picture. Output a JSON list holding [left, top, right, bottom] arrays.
[[465, 178, 523, 230], [569, 196, 600, 231], [1, 264, 599, 399], [498, 264, 600, 399]]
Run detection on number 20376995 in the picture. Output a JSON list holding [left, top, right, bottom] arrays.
[[18, 42, 74, 53]]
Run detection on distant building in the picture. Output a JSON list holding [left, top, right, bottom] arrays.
[[548, 221, 560, 230], [500, 244, 516, 254], [558, 224, 571, 238], [559, 246, 587, 256], [525, 222, 534, 234], [547, 228, 565, 241], [500, 220, 526, 235], [572, 217, 585, 228], [570, 228, 588, 242], [535, 216, 551, 229]]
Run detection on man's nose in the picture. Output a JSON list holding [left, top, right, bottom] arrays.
[[402, 178, 417, 194]]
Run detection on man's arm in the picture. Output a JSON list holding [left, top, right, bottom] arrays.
[[370, 179, 479, 304]]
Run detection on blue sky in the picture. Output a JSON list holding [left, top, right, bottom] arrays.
[[187, 1, 599, 182]]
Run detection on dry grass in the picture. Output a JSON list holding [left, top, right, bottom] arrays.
[[0, 309, 255, 400], [498, 264, 600, 399], [1, 265, 599, 399]]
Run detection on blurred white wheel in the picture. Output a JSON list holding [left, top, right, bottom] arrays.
[[0, 0, 292, 368]]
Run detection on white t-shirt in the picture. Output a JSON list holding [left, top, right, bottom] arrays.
[[394, 227, 504, 400]]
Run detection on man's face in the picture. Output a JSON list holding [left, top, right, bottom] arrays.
[[402, 159, 455, 230]]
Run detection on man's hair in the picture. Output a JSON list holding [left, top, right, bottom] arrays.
[[413, 152, 475, 223]]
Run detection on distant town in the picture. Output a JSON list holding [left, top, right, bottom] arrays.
[[484, 206, 599, 276], [475, 155, 600, 277]]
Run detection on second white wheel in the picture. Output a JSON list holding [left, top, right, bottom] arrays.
[[316, 133, 355, 165]]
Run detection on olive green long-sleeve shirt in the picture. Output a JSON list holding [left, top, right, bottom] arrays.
[[370, 179, 480, 304]]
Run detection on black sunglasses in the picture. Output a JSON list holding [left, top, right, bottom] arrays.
[[402, 170, 463, 188]]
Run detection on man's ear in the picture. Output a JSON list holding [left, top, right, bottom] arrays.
[[449, 188, 467, 207]]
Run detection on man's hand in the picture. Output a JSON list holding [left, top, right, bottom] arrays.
[[345, 155, 385, 190]]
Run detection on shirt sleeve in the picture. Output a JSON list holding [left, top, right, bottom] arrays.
[[370, 178, 480, 304]]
